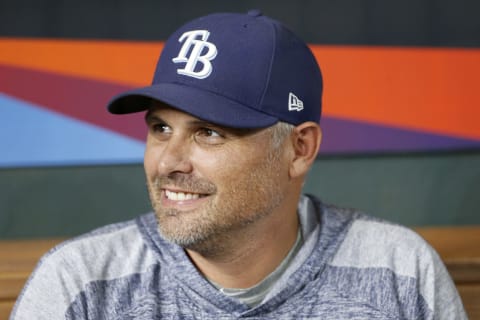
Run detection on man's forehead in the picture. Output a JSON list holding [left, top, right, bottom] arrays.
[[145, 108, 217, 132], [145, 103, 195, 121]]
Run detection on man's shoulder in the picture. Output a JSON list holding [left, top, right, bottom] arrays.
[[30, 213, 159, 284], [303, 196, 465, 318], [306, 194, 431, 258], [46, 215, 147, 262], [306, 195, 445, 286], [311, 197, 437, 269], [332, 215, 436, 270], [11, 214, 161, 319]]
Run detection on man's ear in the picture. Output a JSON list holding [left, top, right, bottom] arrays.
[[289, 122, 322, 178]]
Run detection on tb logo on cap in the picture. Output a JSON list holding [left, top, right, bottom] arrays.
[[172, 30, 218, 79]]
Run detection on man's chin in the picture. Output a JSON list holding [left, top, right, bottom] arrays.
[[160, 230, 212, 252], [157, 216, 208, 245], [157, 221, 227, 256]]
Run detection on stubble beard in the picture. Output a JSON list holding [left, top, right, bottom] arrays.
[[146, 148, 287, 257]]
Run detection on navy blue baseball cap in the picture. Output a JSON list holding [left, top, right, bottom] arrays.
[[107, 10, 323, 128]]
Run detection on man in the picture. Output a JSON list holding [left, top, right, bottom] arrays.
[[11, 10, 466, 319]]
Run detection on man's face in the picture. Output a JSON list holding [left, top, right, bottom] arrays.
[[144, 105, 291, 253]]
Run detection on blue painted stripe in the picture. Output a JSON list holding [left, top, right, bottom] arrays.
[[0, 94, 145, 167]]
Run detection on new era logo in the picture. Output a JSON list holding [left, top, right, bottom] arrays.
[[288, 92, 304, 111]]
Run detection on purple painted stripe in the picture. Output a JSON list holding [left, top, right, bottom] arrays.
[[2, 64, 480, 155], [0, 64, 145, 141], [320, 117, 480, 154]]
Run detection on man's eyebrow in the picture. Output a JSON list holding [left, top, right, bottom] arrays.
[[188, 119, 221, 128], [144, 112, 257, 135], [190, 120, 261, 136], [144, 112, 164, 124]]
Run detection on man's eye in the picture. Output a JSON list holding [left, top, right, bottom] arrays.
[[152, 123, 172, 133], [198, 128, 221, 137], [195, 128, 225, 145]]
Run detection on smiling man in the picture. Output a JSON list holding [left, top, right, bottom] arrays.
[[143, 103, 309, 290], [11, 10, 466, 319]]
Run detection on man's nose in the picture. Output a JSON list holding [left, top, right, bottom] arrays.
[[157, 138, 193, 175]]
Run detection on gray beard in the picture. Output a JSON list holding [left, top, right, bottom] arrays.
[[155, 206, 270, 258]]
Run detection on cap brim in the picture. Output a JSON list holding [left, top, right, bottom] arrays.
[[107, 83, 278, 129]]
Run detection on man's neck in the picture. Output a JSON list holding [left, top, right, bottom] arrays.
[[186, 205, 300, 289]]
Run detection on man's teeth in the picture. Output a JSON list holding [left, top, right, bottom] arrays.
[[165, 190, 201, 201]]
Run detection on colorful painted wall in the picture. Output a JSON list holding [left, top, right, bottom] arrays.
[[1, 41, 480, 166], [1, 0, 479, 237]]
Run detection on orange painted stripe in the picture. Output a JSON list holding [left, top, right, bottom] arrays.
[[1, 38, 479, 140], [311, 45, 480, 140], [0, 38, 162, 86]]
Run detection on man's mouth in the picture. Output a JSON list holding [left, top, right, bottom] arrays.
[[164, 189, 207, 201]]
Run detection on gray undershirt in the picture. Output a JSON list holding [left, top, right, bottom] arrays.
[[208, 226, 304, 307]]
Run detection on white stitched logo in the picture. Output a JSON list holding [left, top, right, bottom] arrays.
[[288, 92, 304, 111], [172, 30, 218, 79]]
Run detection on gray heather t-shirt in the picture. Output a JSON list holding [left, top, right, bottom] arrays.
[[11, 195, 467, 319], [208, 227, 303, 307]]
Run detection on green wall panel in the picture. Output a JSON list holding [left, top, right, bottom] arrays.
[[305, 152, 480, 226], [0, 165, 150, 239]]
